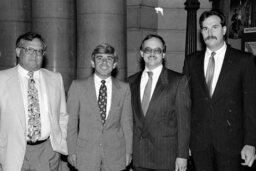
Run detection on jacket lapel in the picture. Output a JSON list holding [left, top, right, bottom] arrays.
[[212, 46, 233, 100], [133, 72, 145, 119], [40, 69, 54, 116], [87, 76, 102, 123], [104, 78, 121, 126], [197, 52, 211, 97], [144, 68, 166, 121], [8, 68, 26, 129]]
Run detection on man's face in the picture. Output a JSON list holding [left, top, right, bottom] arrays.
[[201, 15, 227, 51], [91, 54, 117, 79], [140, 37, 165, 70], [16, 38, 44, 71]]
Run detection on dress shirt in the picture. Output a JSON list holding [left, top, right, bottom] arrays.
[[140, 65, 163, 101], [17, 65, 51, 141], [204, 42, 227, 94], [94, 74, 112, 118]]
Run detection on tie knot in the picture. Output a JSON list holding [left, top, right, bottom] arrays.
[[101, 80, 106, 84], [28, 71, 34, 79], [211, 52, 216, 58], [147, 71, 153, 78]]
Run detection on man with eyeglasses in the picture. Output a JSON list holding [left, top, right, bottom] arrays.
[[67, 43, 133, 171], [0, 32, 68, 171], [128, 34, 191, 171]]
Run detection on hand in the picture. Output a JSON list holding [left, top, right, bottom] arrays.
[[241, 145, 255, 167], [68, 154, 77, 169], [175, 158, 187, 171], [126, 153, 132, 166]]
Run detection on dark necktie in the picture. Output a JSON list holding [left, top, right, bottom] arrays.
[[141, 71, 153, 115], [98, 80, 107, 124], [27, 71, 41, 142], [206, 52, 216, 97]]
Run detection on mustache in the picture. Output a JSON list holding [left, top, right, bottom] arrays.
[[205, 36, 217, 41]]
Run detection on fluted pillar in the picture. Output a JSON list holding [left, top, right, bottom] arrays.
[[184, 0, 200, 57], [31, 0, 76, 91], [251, 0, 256, 27], [0, 0, 31, 69], [77, 0, 127, 80]]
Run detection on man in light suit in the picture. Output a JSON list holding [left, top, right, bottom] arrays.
[[0, 32, 68, 171], [128, 34, 191, 171], [67, 43, 133, 171], [183, 10, 256, 171]]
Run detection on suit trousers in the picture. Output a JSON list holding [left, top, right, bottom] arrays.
[[192, 144, 245, 171], [21, 139, 60, 171]]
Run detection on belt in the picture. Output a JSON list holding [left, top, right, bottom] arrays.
[[27, 138, 48, 145]]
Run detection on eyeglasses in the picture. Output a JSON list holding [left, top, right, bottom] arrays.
[[20, 47, 45, 56], [143, 48, 163, 54]]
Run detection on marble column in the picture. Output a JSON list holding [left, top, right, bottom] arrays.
[[184, 0, 200, 57], [251, 0, 256, 27], [77, 0, 127, 80], [0, 0, 31, 69], [31, 0, 76, 91]]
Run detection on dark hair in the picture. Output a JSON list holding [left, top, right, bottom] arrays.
[[199, 10, 226, 29], [91, 43, 118, 62], [16, 32, 47, 51], [140, 34, 166, 53]]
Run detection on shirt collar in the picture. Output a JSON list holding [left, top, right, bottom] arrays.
[[17, 64, 40, 79], [94, 74, 111, 84], [206, 42, 227, 57], [144, 64, 163, 76]]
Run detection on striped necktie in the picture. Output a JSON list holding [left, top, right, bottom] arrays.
[[206, 52, 216, 97], [141, 71, 153, 115]]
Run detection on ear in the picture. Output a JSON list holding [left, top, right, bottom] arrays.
[[113, 62, 117, 69], [16, 48, 21, 58], [140, 50, 144, 58], [223, 26, 227, 36], [163, 53, 166, 59], [91, 60, 95, 68]]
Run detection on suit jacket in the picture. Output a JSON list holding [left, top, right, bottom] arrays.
[[67, 75, 133, 171], [128, 67, 191, 170], [0, 66, 68, 171], [183, 46, 256, 155]]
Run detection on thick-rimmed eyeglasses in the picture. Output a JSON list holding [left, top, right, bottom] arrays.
[[143, 48, 163, 54], [20, 47, 45, 56]]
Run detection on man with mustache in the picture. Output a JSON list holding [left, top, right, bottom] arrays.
[[129, 34, 191, 171], [183, 10, 256, 171]]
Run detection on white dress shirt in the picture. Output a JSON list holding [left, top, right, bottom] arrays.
[[17, 65, 51, 141], [140, 65, 163, 102], [94, 74, 112, 118], [204, 42, 227, 94]]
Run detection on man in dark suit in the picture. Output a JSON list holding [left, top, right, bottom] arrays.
[[183, 10, 256, 171], [67, 43, 133, 171], [128, 34, 191, 171]]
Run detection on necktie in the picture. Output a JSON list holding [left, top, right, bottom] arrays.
[[141, 71, 153, 115], [98, 80, 107, 124], [27, 71, 41, 142], [206, 52, 216, 97]]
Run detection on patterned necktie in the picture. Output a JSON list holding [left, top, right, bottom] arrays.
[[206, 52, 216, 97], [27, 71, 41, 142], [98, 80, 107, 124], [141, 71, 153, 115]]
